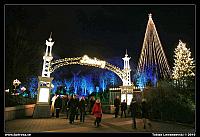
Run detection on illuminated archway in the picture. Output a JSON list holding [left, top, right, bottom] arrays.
[[49, 55, 127, 83]]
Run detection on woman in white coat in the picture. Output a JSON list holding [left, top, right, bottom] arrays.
[[51, 94, 58, 117]]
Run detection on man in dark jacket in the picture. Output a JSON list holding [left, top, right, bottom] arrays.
[[141, 98, 152, 129], [114, 96, 120, 118], [74, 94, 79, 120], [79, 96, 86, 122], [129, 98, 137, 129], [68, 95, 76, 124], [54, 94, 62, 118], [121, 99, 127, 118], [65, 94, 70, 119], [89, 96, 95, 114]]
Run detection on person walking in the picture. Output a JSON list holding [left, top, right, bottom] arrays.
[[54, 94, 62, 118], [129, 98, 137, 129], [61, 95, 66, 113], [89, 96, 95, 114], [120, 99, 127, 118], [114, 96, 120, 118], [141, 98, 152, 129], [91, 98, 103, 127], [79, 96, 86, 123], [68, 95, 76, 124], [65, 94, 70, 119], [74, 94, 79, 120], [50, 93, 58, 117]]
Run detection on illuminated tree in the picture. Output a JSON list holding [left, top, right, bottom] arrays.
[[172, 40, 195, 88], [137, 14, 171, 83], [86, 75, 95, 95], [99, 72, 108, 92], [27, 76, 38, 98], [80, 76, 87, 95], [79, 75, 94, 96], [136, 72, 147, 90], [63, 79, 73, 94], [52, 80, 63, 94], [72, 71, 81, 94], [106, 71, 117, 87], [135, 66, 158, 89]]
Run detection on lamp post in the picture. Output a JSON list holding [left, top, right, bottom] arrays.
[[21, 86, 26, 96], [21, 86, 26, 92], [13, 79, 21, 95]]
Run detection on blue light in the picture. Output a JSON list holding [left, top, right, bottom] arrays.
[[96, 86, 99, 93], [37, 59, 122, 97], [27, 76, 38, 97], [63, 79, 73, 94], [136, 72, 147, 90], [135, 66, 158, 89]]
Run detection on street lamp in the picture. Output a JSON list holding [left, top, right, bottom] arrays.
[[13, 79, 21, 95], [20, 86, 27, 97], [21, 86, 26, 92]]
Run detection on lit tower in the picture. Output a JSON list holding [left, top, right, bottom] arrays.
[[42, 32, 54, 77], [120, 50, 135, 105], [33, 33, 54, 118], [122, 50, 131, 86]]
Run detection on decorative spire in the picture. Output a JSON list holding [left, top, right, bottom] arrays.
[[42, 33, 54, 77], [49, 32, 52, 42], [125, 49, 128, 57], [46, 32, 54, 47], [148, 13, 152, 19]]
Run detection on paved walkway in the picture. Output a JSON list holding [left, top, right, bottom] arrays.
[[5, 113, 195, 133]]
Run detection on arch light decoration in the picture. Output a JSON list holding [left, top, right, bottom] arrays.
[[49, 55, 129, 85]]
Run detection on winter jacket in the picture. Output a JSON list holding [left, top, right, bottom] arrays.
[[50, 95, 58, 113], [54, 96, 62, 109], [129, 101, 137, 117], [141, 101, 148, 118], [114, 98, 120, 108], [121, 101, 127, 111], [68, 98, 76, 112], [92, 102, 102, 118], [79, 99, 86, 112]]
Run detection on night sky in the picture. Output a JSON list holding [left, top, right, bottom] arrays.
[[5, 4, 195, 69]]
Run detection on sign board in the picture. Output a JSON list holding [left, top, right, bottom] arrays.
[[38, 88, 50, 102], [127, 94, 133, 105]]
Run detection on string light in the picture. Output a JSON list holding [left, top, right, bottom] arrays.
[[49, 55, 130, 84], [172, 40, 195, 80], [80, 55, 106, 68], [137, 14, 171, 81]]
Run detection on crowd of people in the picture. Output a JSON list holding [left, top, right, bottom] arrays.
[[50, 94, 102, 127], [50, 94, 152, 129]]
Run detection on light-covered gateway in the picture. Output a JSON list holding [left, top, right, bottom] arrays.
[[80, 55, 106, 68], [33, 13, 170, 117]]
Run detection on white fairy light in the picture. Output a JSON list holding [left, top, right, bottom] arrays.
[[80, 55, 106, 68], [172, 40, 195, 80], [137, 13, 171, 80]]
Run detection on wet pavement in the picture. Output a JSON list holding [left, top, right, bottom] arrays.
[[5, 113, 195, 133]]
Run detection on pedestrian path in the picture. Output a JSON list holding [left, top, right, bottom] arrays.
[[5, 113, 195, 133]]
